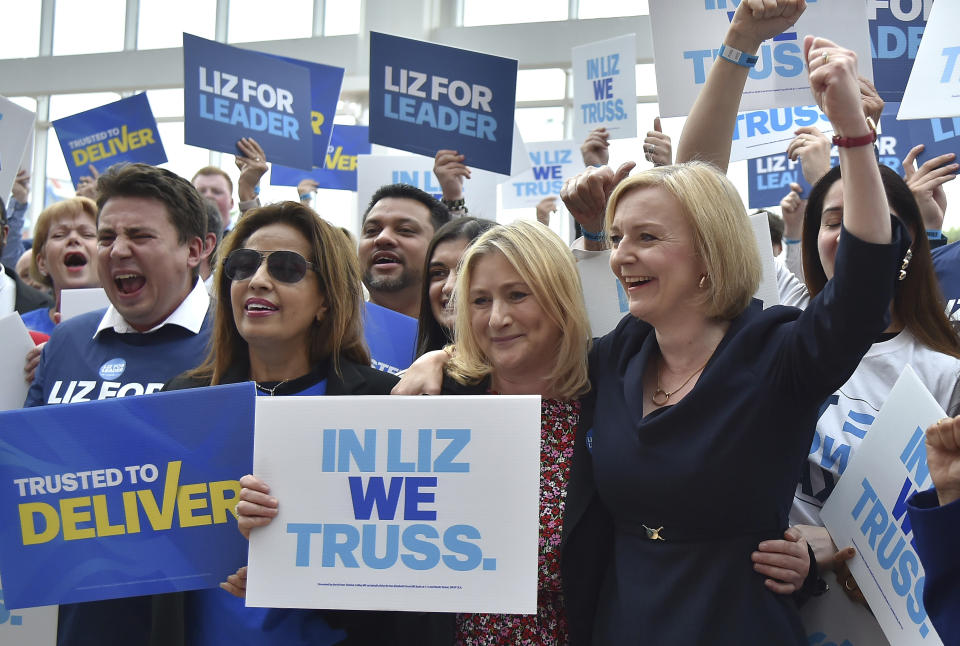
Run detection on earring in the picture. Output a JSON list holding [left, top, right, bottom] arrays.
[[898, 249, 912, 281], [698, 275, 708, 289]]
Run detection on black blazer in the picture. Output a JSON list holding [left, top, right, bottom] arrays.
[[6, 265, 53, 314], [441, 376, 613, 646]]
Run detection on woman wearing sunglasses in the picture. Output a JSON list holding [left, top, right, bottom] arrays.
[[164, 200, 402, 644]]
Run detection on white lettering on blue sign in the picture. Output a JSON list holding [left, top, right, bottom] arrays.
[[98, 358, 126, 380]]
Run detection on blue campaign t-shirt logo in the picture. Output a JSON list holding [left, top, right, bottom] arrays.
[[98, 358, 127, 380]]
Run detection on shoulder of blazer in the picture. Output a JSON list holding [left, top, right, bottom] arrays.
[[327, 358, 400, 396]]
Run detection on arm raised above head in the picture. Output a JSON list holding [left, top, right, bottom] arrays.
[[676, 0, 806, 171]]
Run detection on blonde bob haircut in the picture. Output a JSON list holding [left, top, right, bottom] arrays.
[[30, 197, 98, 287], [605, 162, 761, 321], [446, 220, 591, 400], [190, 201, 370, 384]]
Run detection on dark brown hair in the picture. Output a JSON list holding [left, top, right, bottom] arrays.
[[802, 164, 960, 358], [190, 201, 370, 383]]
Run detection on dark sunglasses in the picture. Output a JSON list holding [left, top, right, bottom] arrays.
[[224, 249, 317, 283]]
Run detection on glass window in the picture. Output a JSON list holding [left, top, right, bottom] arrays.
[[325, 0, 362, 36], [635, 64, 657, 97], [0, 0, 42, 59], [145, 89, 186, 119], [515, 107, 565, 143], [46, 128, 71, 187], [9, 97, 38, 112], [49, 93, 123, 121], [53, 0, 125, 55], [463, 0, 567, 26], [138, 0, 216, 50], [157, 121, 215, 182], [578, 0, 647, 18], [516, 69, 566, 102], [228, 0, 312, 43]]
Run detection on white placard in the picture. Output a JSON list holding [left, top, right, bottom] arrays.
[[649, 0, 873, 118], [572, 34, 638, 142], [820, 366, 945, 646], [801, 571, 890, 646], [356, 154, 501, 229], [246, 395, 541, 613], [59, 288, 110, 322], [898, 1, 960, 120], [501, 140, 580, 210], [0, 96, 36, 201], [0, 572, 57, 646], [509, 121, 531, 177], [749, 211, 781, 308], [730, 104, 835, 162], [574, 249, 630, 337], [0, 313, 35, 412]]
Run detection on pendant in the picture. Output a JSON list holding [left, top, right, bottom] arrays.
[[651, 388, 670, 406]]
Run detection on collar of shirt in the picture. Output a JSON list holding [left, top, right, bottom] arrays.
[[93, 278, 210, 338]]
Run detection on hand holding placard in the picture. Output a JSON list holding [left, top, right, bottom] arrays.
[[580, 127, 609, 167], [236, 474, 278, 540], [236, 137, 268, 203], [433, 149, 470, 201]]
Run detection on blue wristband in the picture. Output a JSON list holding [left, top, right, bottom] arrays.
[[927, 229, 945, 240], [582, 229, 606, 242], [718, 44, 758, 68], [784, 238, 801, 245], [253, 185, 260, 196]]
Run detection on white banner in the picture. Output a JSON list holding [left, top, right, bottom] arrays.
[[246, 395, 541, 613], [749, 211, 780, 308], [60, 288, 110, 322], [821, 366, 945, 646], [572, 34, 638, 142], [501, 140, 581, 210], [0, 573, 56, 646], [730, 104, 834, 162], [0, 97, 36, 201], [575, 249, 630, 337], [898, 0, 960, 120], [0, 313, 35, 412], [356, 154, 501, 229], [649, 0, 873, 118]]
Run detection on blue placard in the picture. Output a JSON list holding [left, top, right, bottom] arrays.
[[883, 103, 960, 168], [182, 33, 313, 170], [0, 383, 255, 609], [368, 32, 518, 175], [363, 301, 417, 375], [869, 2, 929, 103], [52, 93, 167, 188], [747, 153, 817, 209], [266, 54, 344, 169], [270, 125, 371, 191]]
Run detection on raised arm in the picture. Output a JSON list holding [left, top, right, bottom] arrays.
[[805, 36, 889, 244], [676, 0, 806, 170]]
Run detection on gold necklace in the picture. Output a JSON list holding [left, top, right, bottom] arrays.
[[651, 357, 709, 406]]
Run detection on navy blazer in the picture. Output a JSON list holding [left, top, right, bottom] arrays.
[[565, 221, 910, 645]]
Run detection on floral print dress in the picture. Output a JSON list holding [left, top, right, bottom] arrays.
[[456, 398, 581, 645]]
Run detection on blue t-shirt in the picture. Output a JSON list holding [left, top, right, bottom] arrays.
[[20, 306, 55, 335]]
